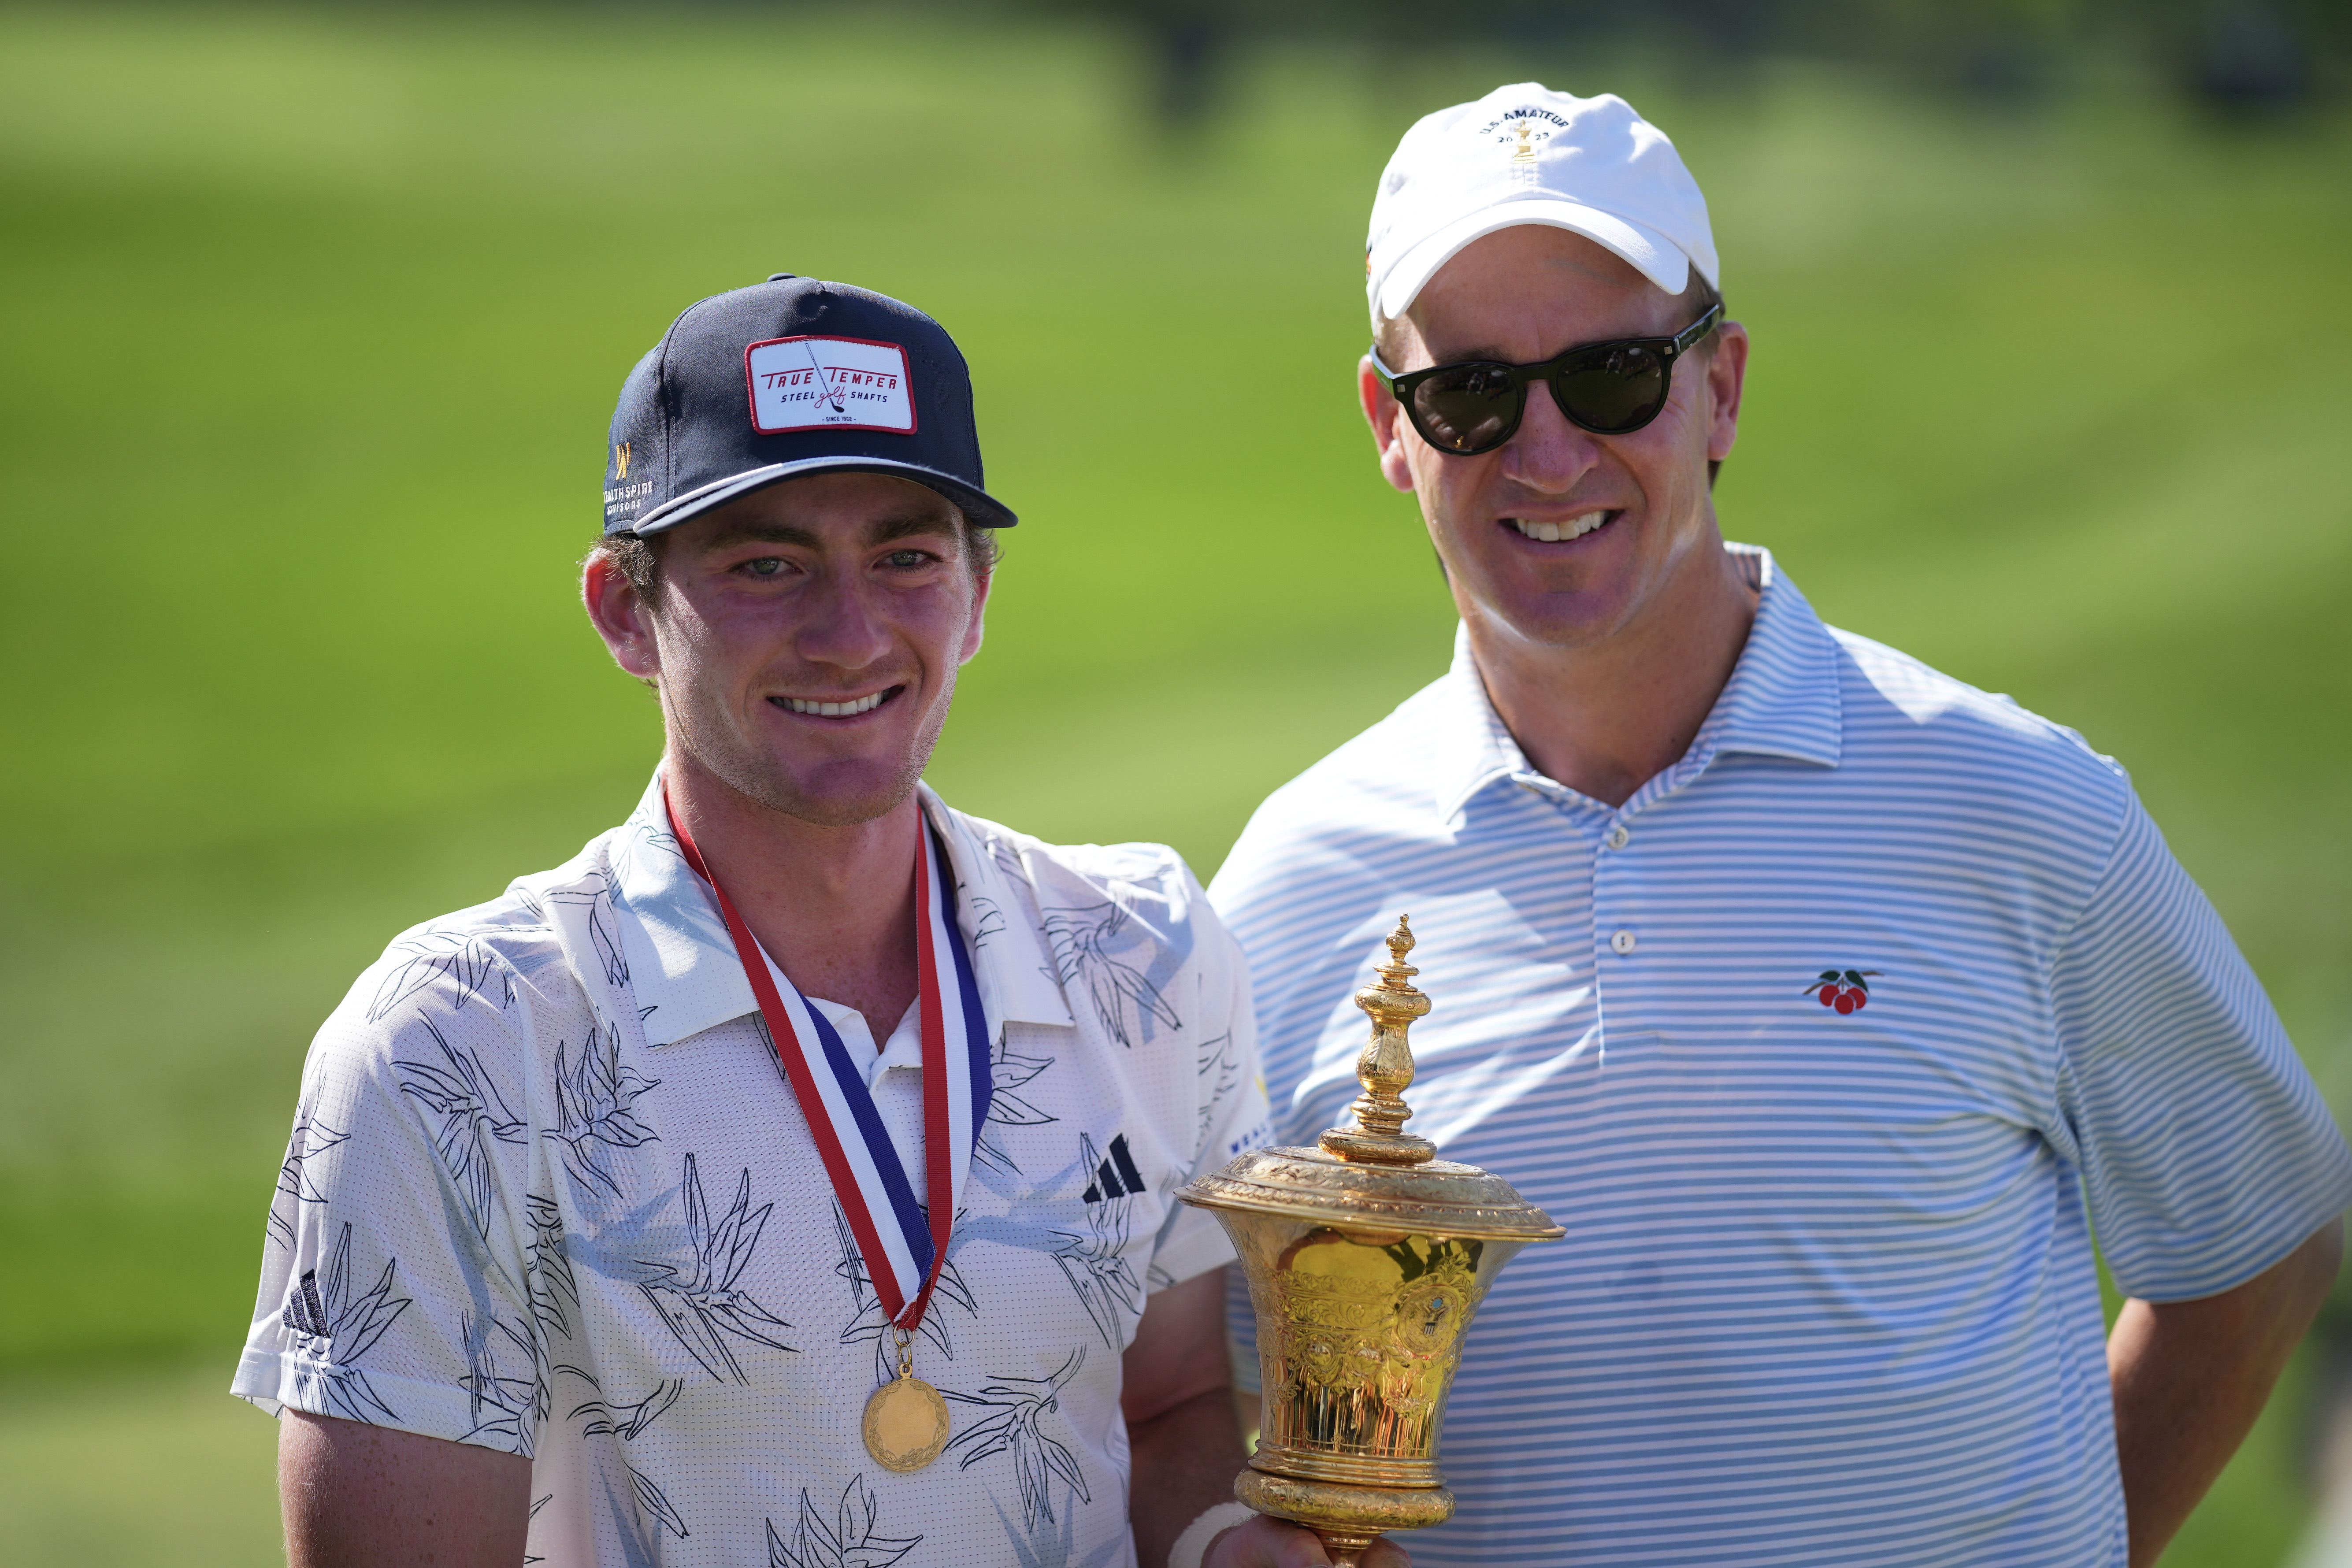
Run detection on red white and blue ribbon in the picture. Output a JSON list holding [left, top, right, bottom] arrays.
[[665, 791, 992, 1327]]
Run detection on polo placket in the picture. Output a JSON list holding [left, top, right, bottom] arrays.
[[1512, 771, 1664, 1056]]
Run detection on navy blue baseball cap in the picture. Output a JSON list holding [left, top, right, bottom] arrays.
[[601, 274, 1016, 537]]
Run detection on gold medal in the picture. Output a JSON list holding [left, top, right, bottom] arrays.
[[863, 1330, 950, 1473]]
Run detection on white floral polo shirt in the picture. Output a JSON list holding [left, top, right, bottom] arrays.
[[234, 773, 1272, 1568]]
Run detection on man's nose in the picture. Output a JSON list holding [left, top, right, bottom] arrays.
[[794, 572, 893, 671], [1499, 376, 1601, 494]]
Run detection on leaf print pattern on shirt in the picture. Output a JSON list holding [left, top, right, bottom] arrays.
[[394, 1017, 527, 1238], [637, 1153, 794, 1382], [964, 892, 1008, 952], [764, 1475, 923, 1568], [640, 817, 683, 856], [281, 1222, 412, 1423], [1040, 904, 1180, 1048], [833, 1202, 978, 1380], [1195, 1028, 1242, 1142], [560, 1366, 691, 1545], [548, 1023, 662, 1199], [627, 1467, 691, 1542], [569, 1372, 685, 1441], [366, 927, 515, 1024], [526, 1195, 579, 1340], [1053, 1139, 1140, 1349], [546, 876, 630, 989], [988, 1497, 1128, 1568], [460, 1310, 549, 1457], [974, 1042, 1057, 1176], [268, 1097, 349, 1249], [944, 1348, 1092, 1532]]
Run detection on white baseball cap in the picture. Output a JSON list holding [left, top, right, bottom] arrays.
[[1365, 83, 1719, 325]]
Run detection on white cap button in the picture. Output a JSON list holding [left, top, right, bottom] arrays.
[[1606, 824, 1630, 850], [1610, 929, 1637, 955]]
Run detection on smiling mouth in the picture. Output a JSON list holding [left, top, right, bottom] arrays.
[[772, 686, 900, 719], [1506, 510, 1616, 543]]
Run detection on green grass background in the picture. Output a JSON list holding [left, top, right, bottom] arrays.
[[0, 5, 2347, 1561]]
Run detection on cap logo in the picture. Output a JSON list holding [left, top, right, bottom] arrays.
[[1478, 107, 1566, 164], [745, 334, 917, 436], [612, 441, 631, 479]]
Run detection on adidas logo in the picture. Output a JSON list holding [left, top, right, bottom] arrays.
[[282, 1270, 331, 1339], [1082, 1134, 1146, 1203]]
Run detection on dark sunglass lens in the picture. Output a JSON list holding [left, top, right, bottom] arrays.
[[1412, 363, 1521, 453], [1553, 345, 1667, 434]]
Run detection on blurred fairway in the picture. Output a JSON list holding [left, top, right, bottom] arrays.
[[1, 4, 2347, 1562]]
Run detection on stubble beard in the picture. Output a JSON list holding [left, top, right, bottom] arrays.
[[660, 675, 955, 830]]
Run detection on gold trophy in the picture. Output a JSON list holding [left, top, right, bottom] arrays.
[[1179, 916, 1563, 1567]]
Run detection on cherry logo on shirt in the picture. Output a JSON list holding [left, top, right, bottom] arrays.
[[1804, 968, 1881, 1015]]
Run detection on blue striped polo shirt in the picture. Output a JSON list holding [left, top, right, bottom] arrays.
[[1209, 544, 2352, 1568]]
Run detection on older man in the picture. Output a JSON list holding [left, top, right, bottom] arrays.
[[233, 274, 1374, 1568], [1210, 85, 2350, 1568]]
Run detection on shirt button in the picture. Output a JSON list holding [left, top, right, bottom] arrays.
[[1610, 929, 1637, 955], [1606, 824, 1630, 850]]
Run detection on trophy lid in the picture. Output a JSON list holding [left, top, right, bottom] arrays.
[[1180, 916, 1563, 1242]]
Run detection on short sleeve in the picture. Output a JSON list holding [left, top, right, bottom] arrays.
[[1146, 911, 1273, 1294], [2053, 792, 2352, 1302], [232, 945, 549, 1457]]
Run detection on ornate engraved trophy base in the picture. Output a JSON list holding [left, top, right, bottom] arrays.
[[1235, 1469, 1455, 1565], [1179, 917, 1564, 1568]]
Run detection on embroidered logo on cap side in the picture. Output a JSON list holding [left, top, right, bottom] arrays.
[[745, 335, 917, 436], [605, 440, 653, 526]]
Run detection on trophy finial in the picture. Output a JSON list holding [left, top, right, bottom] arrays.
[[1322, 914, 1439, 1165], [1384, 914, 1417, 970]]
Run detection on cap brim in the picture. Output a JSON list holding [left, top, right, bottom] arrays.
[[617, 455, 1018, 537], [1375, 199, 1698, 321]]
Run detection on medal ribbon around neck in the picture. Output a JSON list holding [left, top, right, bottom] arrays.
[[664, 786, 992, 1331]]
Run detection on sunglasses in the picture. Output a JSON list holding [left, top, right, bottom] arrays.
[[1370, 302, 1724, 456]]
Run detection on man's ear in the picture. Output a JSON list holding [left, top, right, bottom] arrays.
[[582, 548, 662, 683], [1703, 320, 1750, 467], [1359, 356, 1417, 495]]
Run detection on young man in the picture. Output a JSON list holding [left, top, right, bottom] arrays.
[[234, 275, 1358, 1568], [1210, 85, 2352, 1567]]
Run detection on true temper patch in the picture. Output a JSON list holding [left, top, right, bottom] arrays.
[[745, 335, 916, 435]]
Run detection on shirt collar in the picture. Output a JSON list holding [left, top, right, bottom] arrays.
[[919, 783, 1076, 1033], [1432, 630, 1534, 826], [1688, 544, 1844, 773], [1432, 542, 1842, 824], [608, 772, 1075, 1049]]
